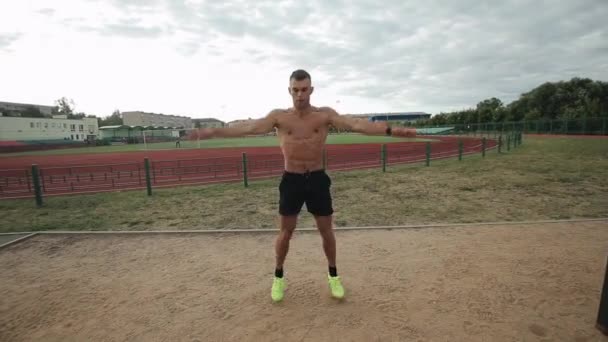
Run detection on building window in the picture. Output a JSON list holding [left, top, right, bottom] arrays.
[[70, 124, 76, 131], [63, 123, 67, 129], [44, 123, 48, 128], [36, 122, 41, 128], [76, 134, 79, 140], [30, 122, 34, 128], [79, 124, 84, 131], [71, 134, 74, 140]]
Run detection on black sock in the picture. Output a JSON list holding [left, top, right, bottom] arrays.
[[275, 268, 283, 278], [329, 266, 338, 277]]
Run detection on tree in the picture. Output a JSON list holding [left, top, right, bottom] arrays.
[[421, 77, 608, 125], [68, 112, 86, 119], [476, 97, 503, 123], [54, 97, 75, 115], [524, 108, 542, 120], [98, 109, 123, 126]]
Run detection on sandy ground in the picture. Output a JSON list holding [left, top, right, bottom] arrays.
[[1, 221, 607, 342]]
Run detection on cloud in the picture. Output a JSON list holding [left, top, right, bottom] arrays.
[[62, 1, 170, 39], [36, 8, 55, 16], [3, 0, 607, 118], [82, 20, 166, 39], [0, 32, 22, 51]]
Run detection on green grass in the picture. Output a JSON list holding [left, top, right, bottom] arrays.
[[0, 234, 29, 245], [0, 134, 434, 157], [0, 136, 606, 232]]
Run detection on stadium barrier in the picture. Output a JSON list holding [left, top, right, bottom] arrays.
[[411, 117, 607, 136], [0, 133, 523, 206]]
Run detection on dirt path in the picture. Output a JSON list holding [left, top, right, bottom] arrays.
[[1, 220, 607, 341]]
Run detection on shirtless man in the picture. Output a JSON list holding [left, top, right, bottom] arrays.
[[190, 69, 416, 302]]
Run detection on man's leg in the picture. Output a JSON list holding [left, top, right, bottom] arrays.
[[275, 215, 298, 271], [314, 214, 344, 299], [272, 172, 304, 302], [307, 172, 338, 275], [314, 215, 336, 269], [307, 171, 344, 299], [271, 215, 297, 302]]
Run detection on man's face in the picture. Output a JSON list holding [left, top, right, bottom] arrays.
[[289, 78, 313, 109]]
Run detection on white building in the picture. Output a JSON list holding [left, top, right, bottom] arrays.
[[122, 111, 193, 128], [193, 118, 225, 128], [0, 115, 99, 142], [0, 101, 55, 116]]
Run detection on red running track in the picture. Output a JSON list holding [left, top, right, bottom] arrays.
[[0, 136, 496, 199], [523, 134, 608, 139]]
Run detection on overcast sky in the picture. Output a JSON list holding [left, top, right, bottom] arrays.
[[1, 0, 607, 121]]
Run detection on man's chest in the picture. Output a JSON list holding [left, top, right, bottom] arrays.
[[276, 112, 329, 137]]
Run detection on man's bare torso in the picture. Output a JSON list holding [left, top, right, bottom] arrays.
[[274, 106, 331, 173]]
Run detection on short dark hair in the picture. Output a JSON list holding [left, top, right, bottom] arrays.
[[290, 69, 311, 81]]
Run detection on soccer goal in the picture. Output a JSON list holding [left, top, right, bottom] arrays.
[[140, 128, 201, 150]]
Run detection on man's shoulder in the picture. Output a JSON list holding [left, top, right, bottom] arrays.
[[313, 106, 339, 120], [315, 106, 338, 114], [267, 108, 290, 117], [261, 108, 289, 123]]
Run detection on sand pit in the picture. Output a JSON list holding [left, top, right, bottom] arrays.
[[1, 221, 607, 341]]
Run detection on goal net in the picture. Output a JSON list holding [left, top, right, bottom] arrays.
[[140, 128, 202, 150]]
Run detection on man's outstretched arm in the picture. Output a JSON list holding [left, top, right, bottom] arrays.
[[325, 107, 416, 137], [188, 109, 281, 139]]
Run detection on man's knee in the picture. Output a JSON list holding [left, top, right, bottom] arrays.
[[279, 215, 297, 237], [278, 228, 294, 243], [314, 215, 333, 233]]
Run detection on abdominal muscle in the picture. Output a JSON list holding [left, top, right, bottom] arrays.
[[279, 133, 327, 173]]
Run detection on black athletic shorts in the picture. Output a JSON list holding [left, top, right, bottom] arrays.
[[279, 169, 333, 216]]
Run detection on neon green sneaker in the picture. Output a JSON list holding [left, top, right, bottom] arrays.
[[271, 277, 286, 302], [328, 275, 345, 299]]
